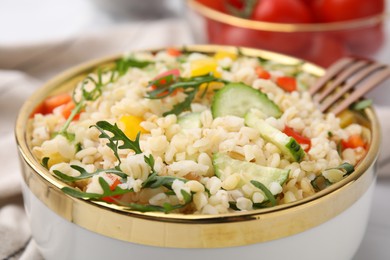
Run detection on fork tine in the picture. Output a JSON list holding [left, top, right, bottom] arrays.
[[316, 60, 368, 103], [331, 66, 390, 115], [319, 62, 386, 112], [309, 57, 354, 95]]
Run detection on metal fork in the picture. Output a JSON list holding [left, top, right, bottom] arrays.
[[309, 57, 390, 115]]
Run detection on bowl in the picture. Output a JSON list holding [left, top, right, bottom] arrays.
[[186, 0, 389, 67], [15, 45, 381, 260]]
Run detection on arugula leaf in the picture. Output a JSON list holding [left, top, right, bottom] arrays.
[[62, 177, 133, 200], [121, 190, 192, 213], [123, 202, 186, 213], [94, 121, 142, 154], [115, 57, 153, 76], [163, 90, 197, 116], [53, 166, 127, 183], [91, 121, 184, 192], [146, 73, 228, 116], [62, 187, 103, 200], [91, 121, 142, 165], [142, 172, 186, 189], [58, 57, 152, 136]]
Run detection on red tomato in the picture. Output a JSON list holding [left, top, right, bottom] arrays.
[[195, 0, 225, 11], [209, 21, 259, 48], [226, 0, 245, 9], [340, 24, 384, 56], [283, 126, 311, 152], [300, 33, 350, 67], [251, 0, 313, 23], [248, 0, 313, 54], [256, 30, 310, 55], [311, 0, 385, 22], [153, 68, 180, 80], [150, 68, 181, 97]]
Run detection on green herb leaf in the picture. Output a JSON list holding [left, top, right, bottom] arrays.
[[92, 121, 143, 165], [75, 142, 82, 153], [61, 177, 133, 200], [146, 73, 228, 116], [250, 180, 277, 207], [41, 157, 50, 169], [62, 187, 103, 200], [142, 172, 186, 189], [181, 190, 192, 204], [351, 99, 373, 111], [163, 89, 197, 116], [121, 191, 192, 213], [95, 121, 142, 153], [331, 162, 355, 176], [229, 201, 239, 211], [116, 57, 153, 76], [311, 175, 332, 192], [53, 166, 127, 183], [123, 201, 186, 213]]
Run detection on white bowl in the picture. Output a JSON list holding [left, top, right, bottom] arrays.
[[15, 45, 381, 260]]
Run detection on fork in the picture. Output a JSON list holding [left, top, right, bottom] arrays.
[[309, 56, 390, 115]]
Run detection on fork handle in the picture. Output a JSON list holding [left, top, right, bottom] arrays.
[[331, 67, 390, 115]]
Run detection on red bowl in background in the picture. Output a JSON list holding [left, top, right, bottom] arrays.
[[187, 0, 389, 67]]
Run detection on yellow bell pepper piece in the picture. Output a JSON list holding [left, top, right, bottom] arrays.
[[46, 152, 68, 168], [118, 115, 148, 140], [214, 50, 237, 61], [199, 81, 225, 94], [190, 59, 221, 78]]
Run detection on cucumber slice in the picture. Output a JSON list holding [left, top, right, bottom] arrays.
[[245, 111, 305, 162], [213, 153, 289, 188], [177, 112, 201, 129], [211, 83, 281, 119]]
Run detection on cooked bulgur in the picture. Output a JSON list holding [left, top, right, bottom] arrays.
[[29, 48, 369, 214]]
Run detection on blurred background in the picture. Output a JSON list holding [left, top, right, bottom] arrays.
[[1, 0, 389, 107], [0, 0, 184, 46]]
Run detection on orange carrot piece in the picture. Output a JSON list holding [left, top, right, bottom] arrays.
[[167, 47, 182, 57], [342, 134, 365, 149], [30, 102, 46, 118], [276, 76, 297, 92], [255, 67, 271, 79], [61, 100, 82, 120], [43, 93, 72, 114]]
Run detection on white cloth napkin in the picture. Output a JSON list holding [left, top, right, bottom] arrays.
[[0, 17, 389, 260]]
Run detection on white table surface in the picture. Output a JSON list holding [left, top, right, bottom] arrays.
[[1, 1, 389, 259]]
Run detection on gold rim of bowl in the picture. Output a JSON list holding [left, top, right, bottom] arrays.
[[187, 0, 388, 32], [15, 45, 381, 248]]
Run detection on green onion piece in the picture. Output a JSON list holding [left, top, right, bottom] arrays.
[[250, 180, 277, 207], [351, 99, 373, 111], [311, 175, 331, 192]]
